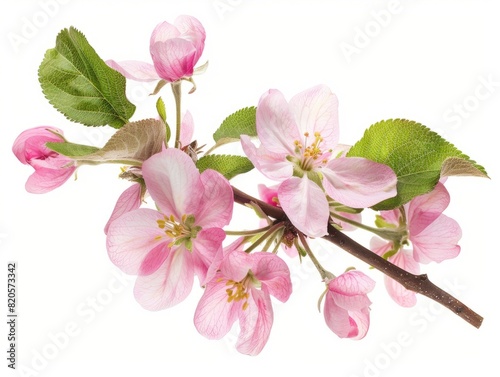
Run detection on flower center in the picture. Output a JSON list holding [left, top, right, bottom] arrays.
[[224, 270, 261, 311], [156, 214, 201, 250], [293, 132, 331, 171]]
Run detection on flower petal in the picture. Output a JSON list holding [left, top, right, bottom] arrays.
[[323, 157, 397, 208], [25, 165, 76, 194], [385, 251, 420, 307], [133, 246, 194, 310], [251, 252, 292, 303], [323, 290, 352, 338], [240, 135, 292, 181], [288, 85, 339, 147], [104, 183, 142, 235], [412, 214, 461, 263], [278, 177, 329, 237], [106, 208, 168, 274], [236, 289, 274, 355], [256, 89, 301, 155], [151, 39, 197, 82], [408, 182, 450, 236], [179, 111, 194, 147], [106, 59, 160, 82], [194, 274, 240, 339], [191, 228, 226, 284], [142, 149, 202, 218], [194, 169, 233, 228]]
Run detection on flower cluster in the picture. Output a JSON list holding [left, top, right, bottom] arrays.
[[12, 15, 487, 355]]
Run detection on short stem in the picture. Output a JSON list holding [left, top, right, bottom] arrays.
[[171, 81, 183, 149], [225, 225, 273, 236], [331, 212, 404, 242], [298, 232, 334, 281], [243, 221, 284, 254]]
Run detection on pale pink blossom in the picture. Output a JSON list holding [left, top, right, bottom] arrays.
[[323, 270, 375, 339], [241, 85, 397, 238], [12, 126, 76, 194], [106, 148, 233, 310], [194, 246, 292, 355], [370, 182, 461, 306], [107, 16, 206, 83]]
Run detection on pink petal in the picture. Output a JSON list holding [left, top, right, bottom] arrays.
[[329, 271, 375, 311], [288, 85, 339, 147], [191, 228, 226, 284], [151, 39, 198, 82], [236, 289, 273, 355], [347, 308, 371, 340], [408, 182, 450, 236], [412, 214, 461, 263], [142, 149, 202, 218], [139, 242, 169, 276], [150, 20, 180, 43], [257, 184, 279, 206], [385, 251, 420, 307], [106, 208, 168, 275], [278, 177, 329, 237], [172, 15, 206, 54], [220, 248, 253, 283], [106, 59, 160, 82], [133, 246, 194, 310], [251, 252, 292, 303], [194, 169, 233, 228], [323, 157, 397, 208], [240, 135, 292, 181], [104, 183, 142, 235], [256, 89, 301, 155], [194, 275, 240, 339], [323, 290, 352, 338], [179, 111, 194, 147], [25, 165, 76, 194]]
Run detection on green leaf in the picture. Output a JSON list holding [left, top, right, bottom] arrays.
[[38, 27, 136, 128], [213, 107, 257, 142], [48, 119, 165, 165], [196, 154, 254, 180], [347, 119, 488, 210], [156, 97, 170, 143], [46, 142, 99, 157]]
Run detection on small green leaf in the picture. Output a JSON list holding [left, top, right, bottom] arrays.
[[347, 119, 488, 210], [196, 154, 254, 180], [213, 107, 256, 142], [38, 27, 136, 128], [156, 97, 171, 143], [46, 142, 99, 157]]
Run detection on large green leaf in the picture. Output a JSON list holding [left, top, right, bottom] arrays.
[[347, 119, 488, 210], [39, 27, 136, 128], [196, 154, 254, 180]]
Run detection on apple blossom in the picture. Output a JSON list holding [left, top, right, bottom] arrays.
[[370, 182, 461, 306], [107, 15, 205, 83], [106, 148, 233, 310], [241, 85, 397, 238], [12, 126, 77, 194], [322, 270, 375, 339], [194, 245, 292, 355]]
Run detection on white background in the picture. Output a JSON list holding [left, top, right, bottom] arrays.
[[1, 1, 499, 376]]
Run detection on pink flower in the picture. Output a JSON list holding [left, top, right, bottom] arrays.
[[241, 85, 397, 238], [370, 182, 461, 306], [106, 148, 233, 310], [323, 270, 375, 339], [194, 246, 292, 355], [107, 16, 206, 83], [12, 126, 76, 194]]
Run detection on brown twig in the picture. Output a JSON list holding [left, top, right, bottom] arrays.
[[232, 185, 483, 329]]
